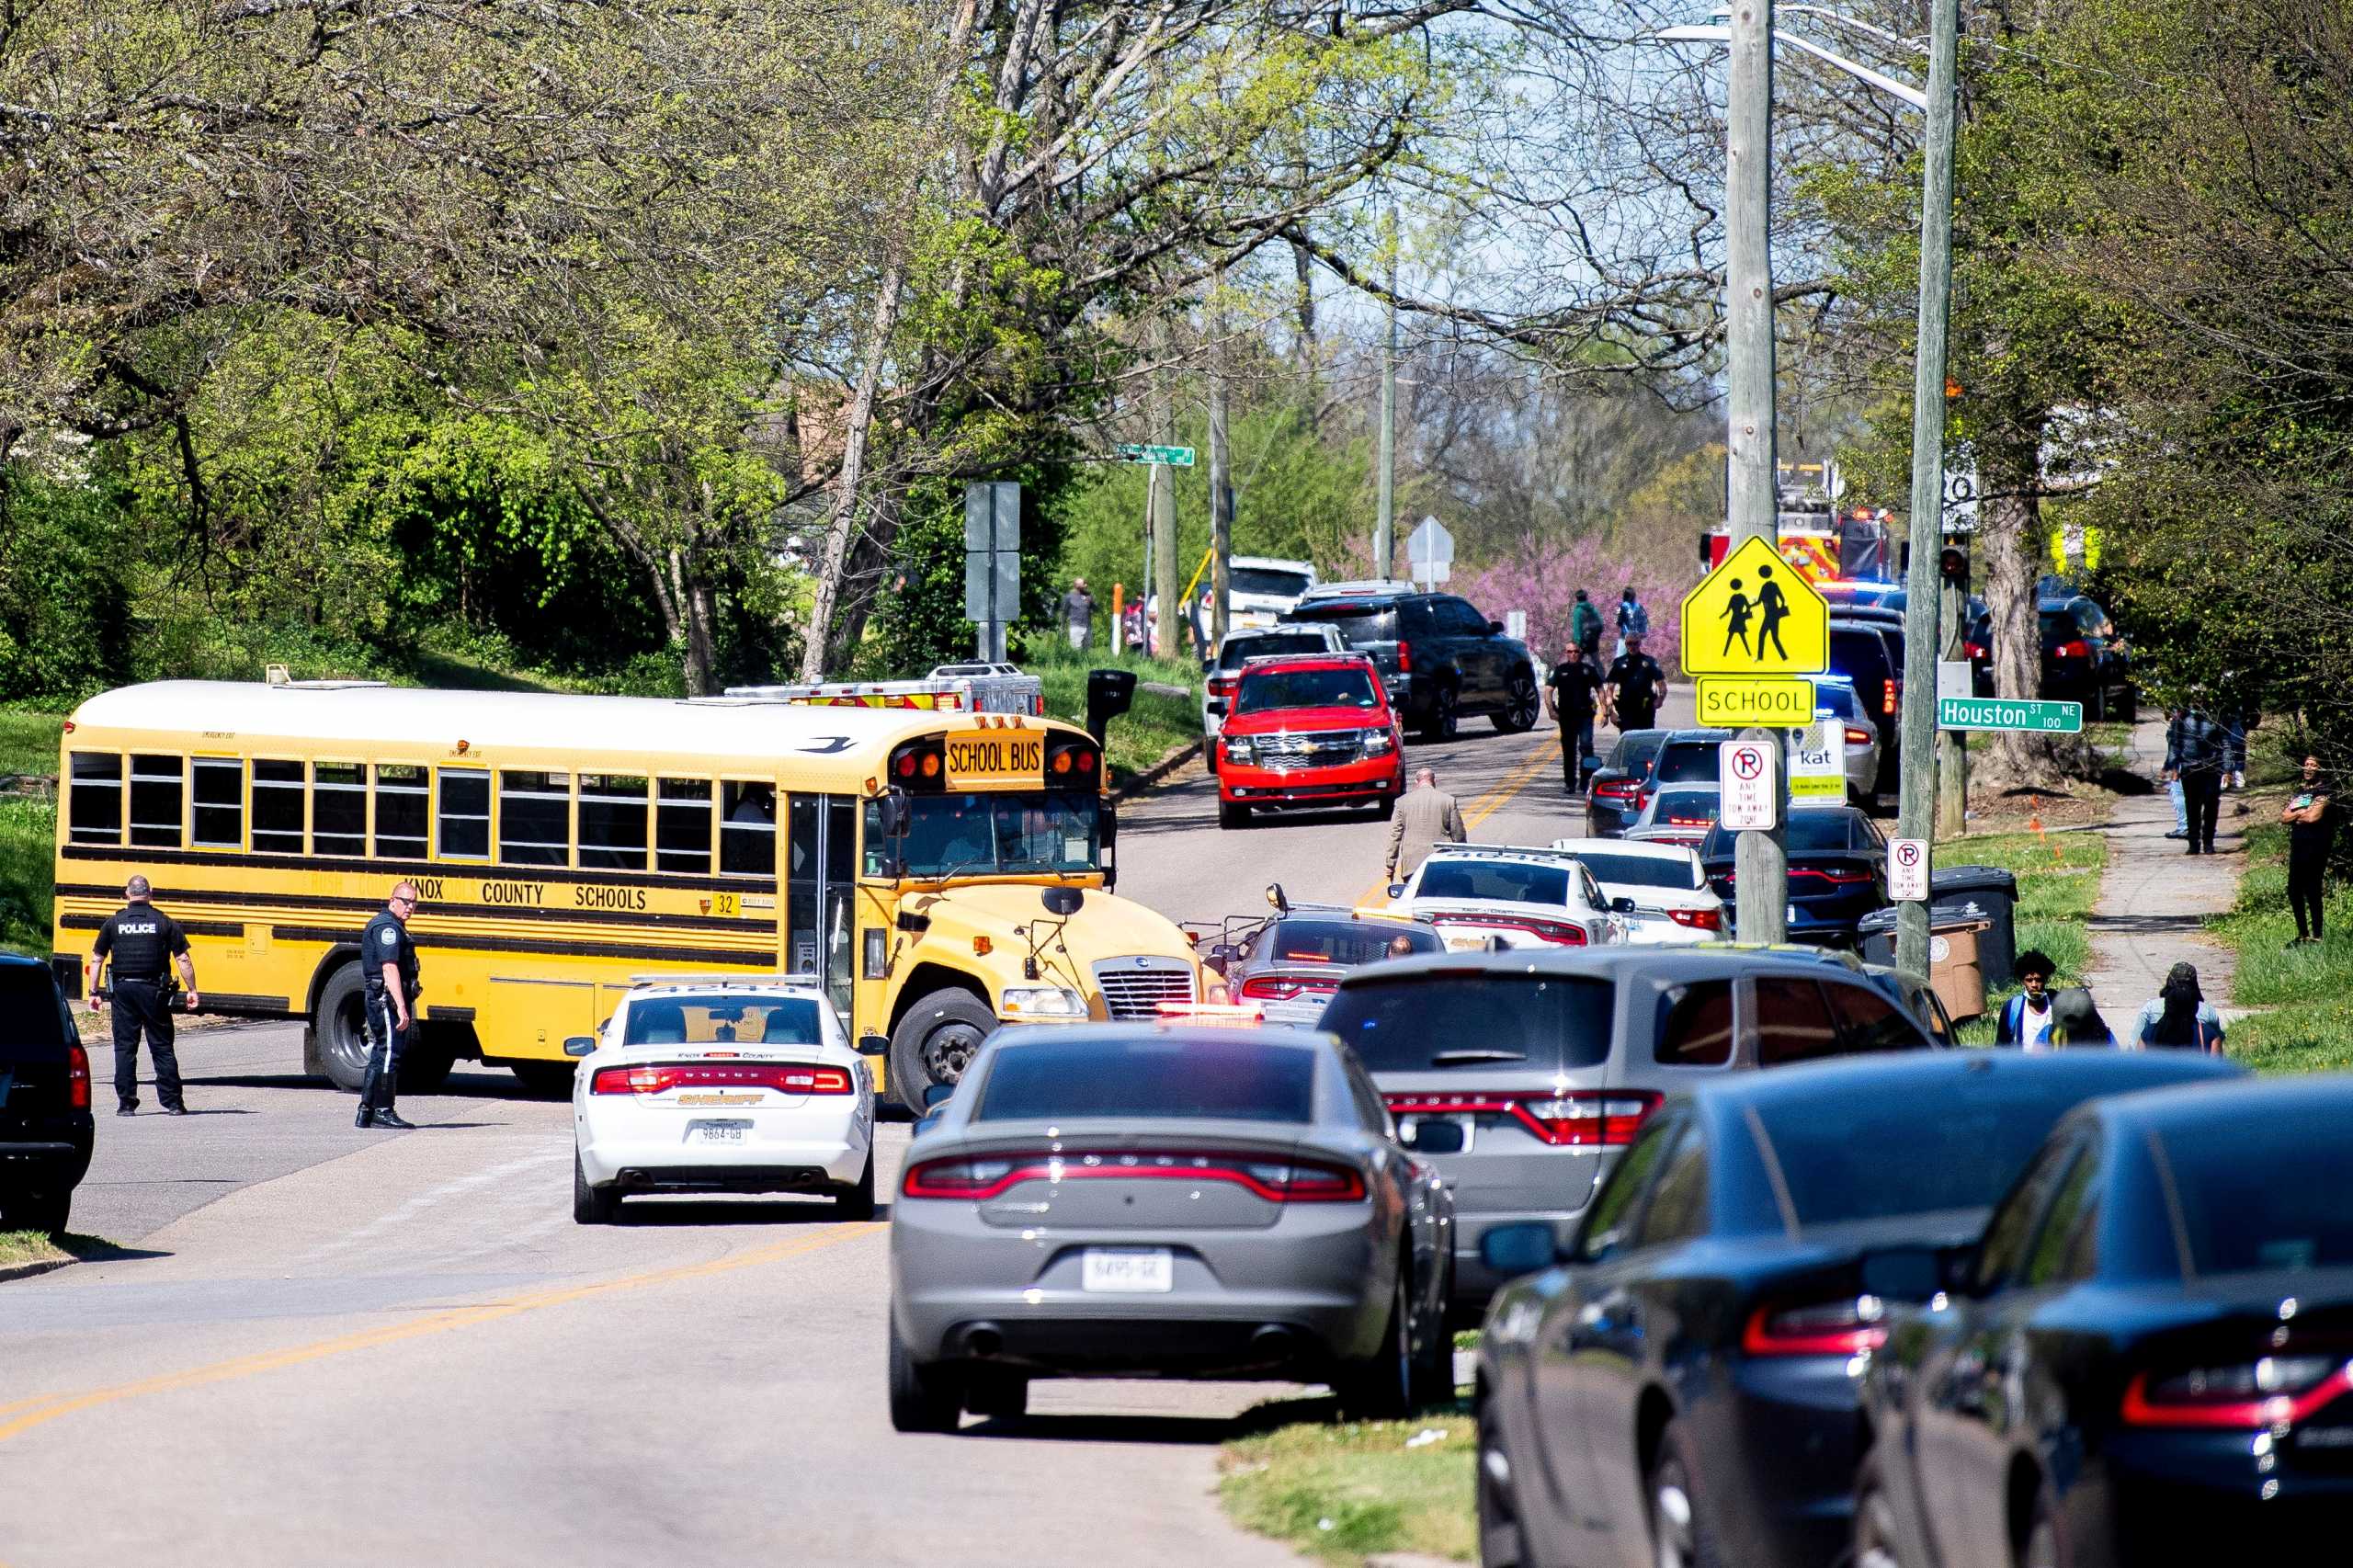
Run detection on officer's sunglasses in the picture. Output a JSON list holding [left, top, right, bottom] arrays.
[[393, 894, 422, 910]]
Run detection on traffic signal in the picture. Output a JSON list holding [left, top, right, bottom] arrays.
[[1938, 546, 1970, 588]]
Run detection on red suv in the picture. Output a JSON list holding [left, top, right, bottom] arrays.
[[1215, 653, 1404, 828]]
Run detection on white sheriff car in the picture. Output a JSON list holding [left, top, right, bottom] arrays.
[[1385, 845, 1626, 950]]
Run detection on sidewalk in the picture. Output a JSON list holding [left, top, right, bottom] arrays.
[[2082, 717, 2253, 1030]]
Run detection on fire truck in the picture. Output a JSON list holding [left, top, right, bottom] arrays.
[[1700, 462, 1899, 587]]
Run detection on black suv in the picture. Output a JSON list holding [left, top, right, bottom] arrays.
[[2, 953, 94, 1235], [1281, 586, 1540, 740]]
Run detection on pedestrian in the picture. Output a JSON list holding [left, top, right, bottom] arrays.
[[1122, 598, 1144, 652], [1385, 767, 1465, 888], [1544, 642, 1606, 792], [2131, 961, 2226, 1053], [1613, 585, 1649, 659], [1569, 589, 1604, 660], [2163, 707, 2190, 841], [357, 881, 424, 1131], [84, 875, 198, 1116], [2163, 704, 2228, 855], [1995, 949, 2060, 1048], [1061, 578, 1096, 652], [2222, 707, 2251, 792], [1603, 631, 1667, 734], [2282, 753, 2334, 947]]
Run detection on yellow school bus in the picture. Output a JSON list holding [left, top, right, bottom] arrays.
[[51, 678, 1205, 1107]]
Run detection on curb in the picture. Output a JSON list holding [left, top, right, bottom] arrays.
[[1112, 740, 1203, 801], [0, 1257, 72, 1286]]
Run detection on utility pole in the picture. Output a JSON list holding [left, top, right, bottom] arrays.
[[1209, 273, 1233, 646], [1936, 570, 1969, 836], [1726, 0, 1786, 945], [1374, 205, 1398, 579], [1149, 315, 1180, 659], [1894, 0, 1962, 983]]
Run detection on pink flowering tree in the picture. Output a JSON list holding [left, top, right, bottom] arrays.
[[1453, 536, 1691, 676]]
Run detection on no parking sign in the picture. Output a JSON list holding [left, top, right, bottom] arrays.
[[1889, 837, 1929, 903], [1720, 740, 1777, 830]]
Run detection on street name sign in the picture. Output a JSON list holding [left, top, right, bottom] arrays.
[[1680, 535, 1830, 677], [1720, 740, 1778, 830], [1790, 720, 1845, 803], [1888, 837, 1929, 903], [1115, 443, 1196, 467], [1937, 696, 2083, 733], [1696, 675, 1816, 729]]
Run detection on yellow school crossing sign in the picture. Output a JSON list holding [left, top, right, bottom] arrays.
[[1680, 535, 1830, 677]]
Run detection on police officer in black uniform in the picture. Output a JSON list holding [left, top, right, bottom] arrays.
[[85, 875, 198, 1116], [357, 881, 423, 1131]]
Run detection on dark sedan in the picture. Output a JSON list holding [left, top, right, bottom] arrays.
[[1856, 1075, 2353, 1568], [1206, 910, 1444, 1027], [1584, 728, 1670, 835], [1700, 806, 1889, 946], [1472, 1051, 2243, 1568]]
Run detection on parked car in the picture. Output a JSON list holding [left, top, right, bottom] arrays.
[[1548, 838, 1724, 944], [1857, 1074, 2349, 1568], [1323, 946, 1941, 1314], [1585, 728, 1672, 836], [1812, 675, 1883, 807], [1215, 653, 1404, 827], [1281, 586, 1541, 741], [886, 1023, 1455, 1429], [569, 975, 876, 1223], [1386, 845, 1625, 950], [1203, 907, 1445, 1027], [0, 953, 94, 1235], [1622, 785, 1722, 851], [1699, 804, 1890, 946], [1200, 623, 1346, 765], [1472, 1051, 2243, 1568], [1145, 556, 1321, 645], [1830, 619, 1904, 790], [1964, 594, 2136, 718]]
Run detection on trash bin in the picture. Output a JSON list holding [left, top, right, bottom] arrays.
[[1856, 909, 1992, 1023], [1856, 907, 1899, 968], [1929, 867, 2018, 992]]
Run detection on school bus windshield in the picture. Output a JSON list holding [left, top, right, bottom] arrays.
[[866, 791, 1101, 878]]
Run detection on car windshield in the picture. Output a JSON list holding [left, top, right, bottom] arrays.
[[1702, 812, 1859, 858], [1234, 666, 1381, 713], [0, 965, 69, 1050], [1654, 742, 1730, 785], [1258, 920, 1443, 965], [1286, 603, 1397, 644], [871, 790, 1101, 878], [1232, 567, 1314, 598], [2160, 1124, 2353, 1276], [1615, 733, 1667, 770], [1415, 858, 1569, 905], [1570, 852, 1701, 892], [1324, 974, 1615, 1073], [1650, 790, 1721, 826], [1220, 632, 1334, 669], [622, 995, 823, 1048], [975, 1036, 1316, 1123]]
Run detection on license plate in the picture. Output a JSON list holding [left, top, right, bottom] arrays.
[[1788, 903, 1800, 924], [1403, 1113, 1476, 1153], [689, 1119, 750, 1145], [1082, 1247, 1174, 1293]]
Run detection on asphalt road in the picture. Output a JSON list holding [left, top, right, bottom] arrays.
[[0, 689, 1690, 1568]]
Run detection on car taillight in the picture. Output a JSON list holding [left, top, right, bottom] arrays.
[[1211, 676, 1237, 699], [2122, 1356, 2353, 1427], [2057, 639, 2091, 659], [66, 1041, 90, 1110], [1666, 907, 1722, 931], [1845, 726, 1874, 746], [1882, 678, 1899, 715], [1594, 778, 1638, 802], [1666, 814, 1715, 827], [1963, 642, 1986, 659], [1743, 1297, 1890, 1357], [1383, 1090, 1660, 1147], [1237, 975, 1338, 1003], [901, 1150, 1366, 1203], [590, 1062, 853, 1095], [1395, 640, 1411, 672], [1790, 866, 1874, 887], [1430, 914, 1588, 945]]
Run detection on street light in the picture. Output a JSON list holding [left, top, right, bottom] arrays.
[[1654, 4, 1961, 986]]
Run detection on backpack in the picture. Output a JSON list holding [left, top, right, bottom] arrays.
[[1571, 601, 1601, 647]]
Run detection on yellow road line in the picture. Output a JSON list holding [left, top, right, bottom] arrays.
[[0, 1222, 882, 1444]]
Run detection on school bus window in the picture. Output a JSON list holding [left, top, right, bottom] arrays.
[[374, 764, 428, 859], [68, 752, 123, 846], [579, 774, 650, 871], [656, 778, 711, 874], [313, 762, 367, 858], [252, 759, 305, 854], [129, 754, 186, 848], [501, 770, 572, 868], [721, 781, 776, 877], [193, 758, 243, 848], [439, 767, 491, 860]]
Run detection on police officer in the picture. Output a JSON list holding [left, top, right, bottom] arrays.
[[85, 875, 198, 1116], [357, 881, 423, 1131]]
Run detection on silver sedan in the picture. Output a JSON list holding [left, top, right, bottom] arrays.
[[887, 1023, 1455, 1430]]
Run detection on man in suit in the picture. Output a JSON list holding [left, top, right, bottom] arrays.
[[1386, 767, 1466, 886]]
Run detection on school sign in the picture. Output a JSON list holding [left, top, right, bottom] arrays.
[[1680, 535, 1830, 678]]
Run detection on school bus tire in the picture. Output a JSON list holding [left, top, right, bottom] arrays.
[[313, 964, 373, 1094], [887, 987, 997, 1115], [398, 1041, 456, 1095]]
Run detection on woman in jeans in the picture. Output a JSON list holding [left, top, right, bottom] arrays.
[[2132, 961, 2227, 1053]]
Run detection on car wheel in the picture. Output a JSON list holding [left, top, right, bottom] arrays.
[[510, 1062, 574, 1098], [834, 1144, 878, 1221], [887, 1315, 964, 1433], [1650, 1422, 1728, 1568], [0, 1187, 71, 1237], [398, 1041, 457, 1095], [1205, 743, 1220, 776], [1495, 670, 1540, 733], [1374, 793, 1396, 822], [573, 1149, 619, 1225], [1219, 798, 1251, 830], [887, 987, 996, 1115], [1336, 1262, 1414, 1420], [1408, 1259, 1454, 1406], [1853, 1446, 1907, 1568], [2021, 1486, 2073, 1568], [1419, 686, 1460, 743], [1476, 1397, 1527, 1568], [313, 963, 372, 1093]]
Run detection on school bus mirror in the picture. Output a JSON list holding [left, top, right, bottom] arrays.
[[1040, 885, 1086, 918], [877, 789, 911, 839], [858, 1033, 890, 1057], [562, 1036, 597, 1058]]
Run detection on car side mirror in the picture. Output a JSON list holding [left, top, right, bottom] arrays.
[[1041, 885, 1085, 917], [921, 1083, 956, 1110], [1610, 896, 1639, 915], [1479, 1221, 1561, 1277], [1489, 619, 1506, 635], [1404, 1118, 1467, 1154], [914, 1112, 946, 1138], [1204, 942, 1238, 975], [857, 1032, 890, 1057], [562, 1036, 597, 1058], [1387, 883, 1407, 901]]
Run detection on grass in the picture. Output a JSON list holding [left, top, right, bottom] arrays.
[[0, 706, 63, 779], [1934, 825, 2109, 1044], [0, 1229, 73, 1270], [2207, 821, 2353, 1073], [0, 795, 55, 956], [1022, 640, 1203, 785], [1220, 1403, 1476, 1565]]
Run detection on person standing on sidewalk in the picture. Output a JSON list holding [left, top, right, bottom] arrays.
[[2164, 705, 2228, 855], [85, 875, 198, 1116], [2282, 754, 2335, 947], [1545, 642, 1606, 792], [1995, 950, 2060, 1047], [1061, 579, 1096, 651], [2132, 961, 2227, 1053], [2162, 707, 2190, 841]]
